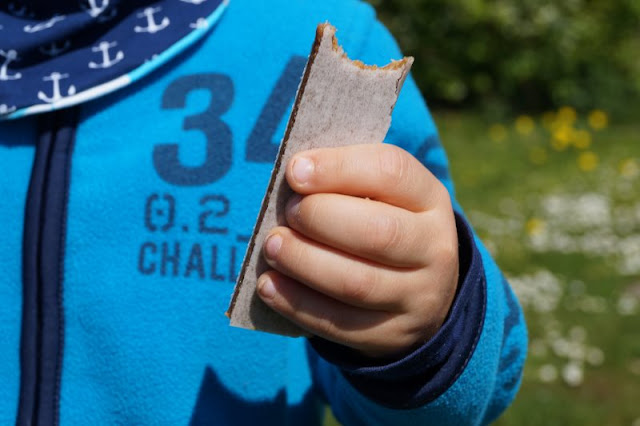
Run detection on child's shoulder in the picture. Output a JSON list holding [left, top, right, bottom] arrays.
[[270, 0, 377, 19], [230, 0, 379, 43]]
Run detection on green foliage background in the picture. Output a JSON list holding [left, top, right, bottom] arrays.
[[367, 0, 640, 116]]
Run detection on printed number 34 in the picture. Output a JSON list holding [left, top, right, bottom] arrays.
[[153, 56, 306, 186]]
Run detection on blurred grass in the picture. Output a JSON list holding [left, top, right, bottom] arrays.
[[324, 109, 640, 425], [440, 109, 640, 425]]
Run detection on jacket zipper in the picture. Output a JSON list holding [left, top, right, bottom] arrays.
[[17, 108, 78, 426]]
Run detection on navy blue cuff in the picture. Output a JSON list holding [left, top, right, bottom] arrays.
[[309, 211, 487, 409]]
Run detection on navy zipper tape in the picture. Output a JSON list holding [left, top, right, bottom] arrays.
[[18, 113, 52, 426], [39, 107, 77, 426], [18, 108, 78, 426]]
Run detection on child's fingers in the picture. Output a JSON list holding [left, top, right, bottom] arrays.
[[261, 226, 417, 311], [256, 270, 419, 358], [285, 143, 447, 213], [285, 192, 432, 268]]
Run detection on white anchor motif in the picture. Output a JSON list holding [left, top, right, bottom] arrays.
[[0, 104, 17, 115], [88, 41, 124, 69], [39, 40, 71, 57], [81, 0, 110, 18], [189, 18, 209, 29], [0, 49, 22, 81], [37, 72, 77, 103], [24, 15, 66, 33], [134, 7, 170, 34], [180, 0, 208, 4]]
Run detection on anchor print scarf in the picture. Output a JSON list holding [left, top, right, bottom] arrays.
[[0, 0, 228, 119]]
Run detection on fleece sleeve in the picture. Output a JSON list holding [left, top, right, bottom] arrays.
[[306, 13, 528, 426]]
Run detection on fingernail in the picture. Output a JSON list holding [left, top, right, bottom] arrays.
[[264, 233, 282, 259], [286, 194, 302, 220], [258, 276, 276, 299], [292, 156, 313, 184]]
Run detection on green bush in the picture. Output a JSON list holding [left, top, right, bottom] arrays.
[[367, 0, 640, 115]]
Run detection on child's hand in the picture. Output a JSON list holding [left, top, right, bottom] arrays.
[[257, 144, 459, 359]]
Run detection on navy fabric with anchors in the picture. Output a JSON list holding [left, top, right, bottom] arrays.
[[0, 0, 225, 117]]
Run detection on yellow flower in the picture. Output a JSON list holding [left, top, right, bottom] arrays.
[[526, 218, 546, 236], [619, 158, 639, 178], [557, 106, 577, 125], [588, 110, 608, 130], [572, 129, 592, 149], [551, 125, 572, 150], [577, 151, 599, 172], [529, 146, 548, 165], [515, 115, 535, 136], [489, 124, 507, 143]]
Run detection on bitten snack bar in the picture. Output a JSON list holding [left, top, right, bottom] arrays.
[[227, 23, 414, 336]]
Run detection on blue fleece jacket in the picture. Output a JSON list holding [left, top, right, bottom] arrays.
[[0, 1, 527, 425]]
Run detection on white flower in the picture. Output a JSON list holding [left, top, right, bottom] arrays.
[[562, 362, 584, 387], [617, 294, 638, 315], [551, 338, 570, 358], [538, 364, 558, 383], [578, 296, 608, 313], [509, 270, 563, 313], [566, 342, 586, 362], [586, 348, 604, 366]]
